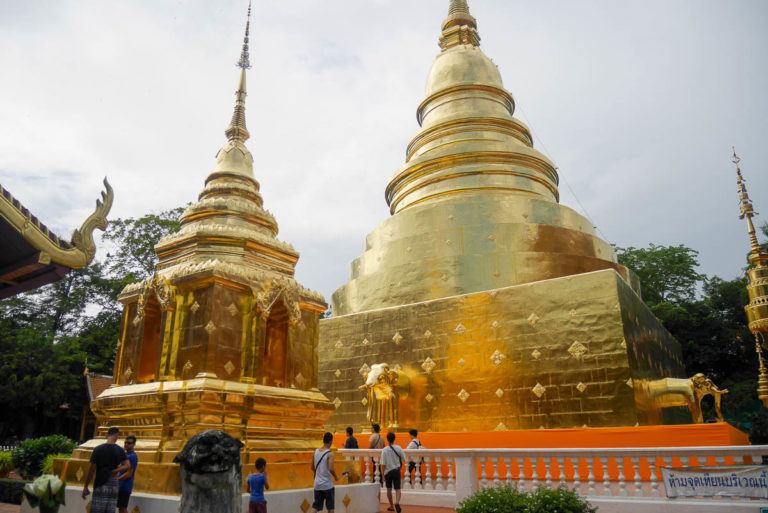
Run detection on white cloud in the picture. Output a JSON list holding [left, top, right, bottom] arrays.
[[1, 0, 766, 302]]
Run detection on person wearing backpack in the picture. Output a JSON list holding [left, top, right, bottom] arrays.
[[309, 432, 339, 513], [406, 429, 423, 485], [380, 432, 406, 513]]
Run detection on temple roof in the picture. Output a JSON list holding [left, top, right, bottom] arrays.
[[86, 373, 114, 402], [0, 179, 113, 299]]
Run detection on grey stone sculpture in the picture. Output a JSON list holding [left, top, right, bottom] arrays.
[[174, 430, 244, 513]]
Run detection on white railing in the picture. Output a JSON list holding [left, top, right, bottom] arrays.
[[0, 445, 16, 452], [340, 446, 768, 504]]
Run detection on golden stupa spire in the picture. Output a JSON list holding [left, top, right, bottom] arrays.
[[440, 0, 480, 50], [733, 147, 767, 265], [225, 1, 252, 143]]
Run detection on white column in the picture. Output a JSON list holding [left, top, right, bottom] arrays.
[[600, 456, 611, 497], [454, 456, 478, 502]]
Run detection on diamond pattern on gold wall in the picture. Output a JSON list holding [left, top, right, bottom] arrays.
[[318, 269, 686, 432]]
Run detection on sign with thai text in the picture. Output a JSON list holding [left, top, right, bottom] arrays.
[[661, 466, 768, 499]]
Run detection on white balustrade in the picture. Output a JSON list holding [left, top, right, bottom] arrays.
[[434, 455, 443, 490], [447, 456, 455, 491], [571, 456, 581, 494], [479, 457, 488, 489], [340, 445, 768, 505], [600, 456, 611, 496], [517, 456, 527, 491]]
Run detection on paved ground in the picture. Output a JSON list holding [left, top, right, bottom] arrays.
[[379, 505, 456, 513], [0, 501, 456, 513]]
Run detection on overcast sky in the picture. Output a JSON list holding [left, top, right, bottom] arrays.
[[1, 0, 766, 302]]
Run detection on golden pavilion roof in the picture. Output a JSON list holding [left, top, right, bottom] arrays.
[[0, 179, 113, 299]]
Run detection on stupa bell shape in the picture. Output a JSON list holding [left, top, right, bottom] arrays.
[[332, 1, 635, 316], [69, 8, 333, 495], [319, 1, 685, 433]]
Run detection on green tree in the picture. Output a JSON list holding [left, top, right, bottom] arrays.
[[615, 244, 705, 304], [0, 206, 184, 441], [101, 206, 185, 281], [616, 243, 759, 427]]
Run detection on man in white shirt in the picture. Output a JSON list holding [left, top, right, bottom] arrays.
[[380, 432, 405, 513], [309, 432, 338, 513], [406, 429, 423, 485]]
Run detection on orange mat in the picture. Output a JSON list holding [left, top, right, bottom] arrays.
[[335, 422, 747, 450]]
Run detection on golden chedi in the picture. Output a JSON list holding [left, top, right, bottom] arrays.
[[319, 0, 687, 432], [65, 8, 332, 494], [732, 149, 768, 407]]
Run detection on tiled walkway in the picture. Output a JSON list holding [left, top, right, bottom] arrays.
[[379, 505, 456, 513], [0, 501, 456, 513]]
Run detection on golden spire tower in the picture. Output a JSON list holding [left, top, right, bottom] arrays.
[[333, 1, 632, 315], [66, 3, 333, 494], [319, 1, 686, 432], [732, 148, 768, 407]]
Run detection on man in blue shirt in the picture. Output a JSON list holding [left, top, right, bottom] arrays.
[[117, 435, 138, 513]]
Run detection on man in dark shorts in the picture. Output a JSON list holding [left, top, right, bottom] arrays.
[[117, 435, 138, 513], [309, 432, 338, 513], [380, 432, 405, 513], [82, 427, 131, 513]]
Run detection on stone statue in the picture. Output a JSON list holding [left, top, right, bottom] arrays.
[[641, 373, 729, 424], [360, 363, 400, 428], [174, 430, 244, 513]]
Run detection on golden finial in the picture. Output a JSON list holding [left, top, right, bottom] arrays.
[[236, 0, 252, 70], [449, 0, 470, 15], [225, 1, 252, 143], [440, 0, 480, 51], [732, 147, 766, 265]]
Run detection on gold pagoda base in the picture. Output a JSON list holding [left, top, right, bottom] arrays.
[[63, 377, 340, 494], [319, 268, 687, 432]]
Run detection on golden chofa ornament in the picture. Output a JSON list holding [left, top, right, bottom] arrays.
[[318, 0, 689, 433], [732, 148, 768, 407], [62, 3, 333, 495]]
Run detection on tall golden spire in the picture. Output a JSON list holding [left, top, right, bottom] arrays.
[[225, 1, 252, 143], [733, 147, 767, 266], [440, 0, 480, 50], [732, 148, 768, 407]]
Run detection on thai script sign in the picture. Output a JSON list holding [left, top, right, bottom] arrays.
[[661, 466, 768, 498]]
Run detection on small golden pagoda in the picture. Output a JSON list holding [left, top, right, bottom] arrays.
[[319, 0, 687, 432], [732, 149, 768, 407], [65, 6, 333, 494]]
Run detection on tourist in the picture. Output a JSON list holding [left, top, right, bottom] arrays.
[[81, 427, 131, 513], [117, 435, 138, 513], [381, 432, 405, 513], [344, 427, 358, 449], [309, 432, 339, 513], [406, 429, 423, 484], [368, 423, 385, 484], [247, 457, 270, 513], [368, 424, 385, 449]]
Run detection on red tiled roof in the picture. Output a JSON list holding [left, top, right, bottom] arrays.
[[86, 374, 113, 401]]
